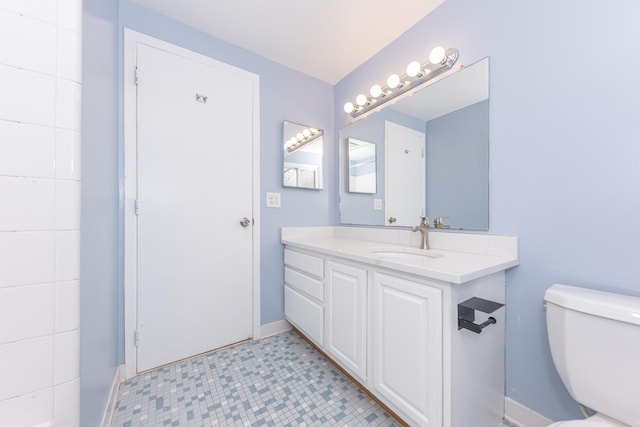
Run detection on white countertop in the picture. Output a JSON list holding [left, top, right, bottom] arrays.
[[281, 227, 519, 284]]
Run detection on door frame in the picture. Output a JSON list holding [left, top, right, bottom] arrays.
[[122, 29, 261, 379]]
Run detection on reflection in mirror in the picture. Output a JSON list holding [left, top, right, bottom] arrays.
[[384, 121, 425, 226], [348, 138, 376, 194], [339, 57, 489, 230], [282, 121, 323, 190]]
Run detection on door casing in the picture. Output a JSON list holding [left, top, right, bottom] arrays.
[[122, 29, 261, 379]]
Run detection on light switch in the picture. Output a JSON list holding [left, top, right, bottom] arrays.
[[266, 192, 281, 208], [373, 199, 382, 210]]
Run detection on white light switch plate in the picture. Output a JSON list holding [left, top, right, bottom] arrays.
[[374, 199, 382, 210], [266, 192, 281, 208]]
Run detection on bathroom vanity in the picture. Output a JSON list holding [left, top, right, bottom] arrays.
[[282, 226, 518, 427]]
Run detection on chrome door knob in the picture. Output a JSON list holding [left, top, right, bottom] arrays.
[[240, 217, 251, 228]]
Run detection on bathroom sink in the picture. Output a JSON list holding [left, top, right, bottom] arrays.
[[368, 247, 443, 260]]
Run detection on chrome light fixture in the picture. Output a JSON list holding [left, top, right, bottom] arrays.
[[344, 46, 459, 118], [285, 127, 323, 153]]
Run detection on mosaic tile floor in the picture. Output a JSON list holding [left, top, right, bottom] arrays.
[[110, 330, 518, 427], [110, 331, 400, 426]]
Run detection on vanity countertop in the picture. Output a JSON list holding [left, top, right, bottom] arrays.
[[282, 226, 519, 284]]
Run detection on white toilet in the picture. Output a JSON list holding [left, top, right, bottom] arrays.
[[545, 284, 640, 427]]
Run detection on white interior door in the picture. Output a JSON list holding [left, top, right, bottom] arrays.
[[135, 43, 255, 372], [384, 121, 426, 227]]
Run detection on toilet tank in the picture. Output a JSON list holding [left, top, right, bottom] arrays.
[[545, 284, 640, 426]]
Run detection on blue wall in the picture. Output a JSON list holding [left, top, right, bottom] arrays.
[[81, 0, 120, 426], [335, 0, 640, 421], [426, 100, 489, 230]]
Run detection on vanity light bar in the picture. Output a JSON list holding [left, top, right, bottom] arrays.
[[344, 47, 459, 118], [285, 128, 323, 153]]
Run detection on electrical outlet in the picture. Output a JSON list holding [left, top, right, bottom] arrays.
[[266, 192, 281, 208], [373, 199, 383, 210]]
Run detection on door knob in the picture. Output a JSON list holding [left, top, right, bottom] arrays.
[[388, 217, 397, 224], [240, 217, 251, 228]]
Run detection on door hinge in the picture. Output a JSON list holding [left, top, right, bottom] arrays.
[[135, 66, 140, 85], [135, 330, 140, 347], [135, 199, 140, 216]]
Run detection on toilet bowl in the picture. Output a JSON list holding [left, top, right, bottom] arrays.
[[545, 284, 640, 427]]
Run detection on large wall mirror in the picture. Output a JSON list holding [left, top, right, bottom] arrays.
[[283, 121, 323, 190], [339, 57, 489, 230]]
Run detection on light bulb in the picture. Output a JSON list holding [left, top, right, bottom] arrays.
[[344, 102, 354, 113], [303, 128, 311, 138], [296, 133, 303, 141], [356, 94, 367, 106], [406, 61, 422, 77], [370, 84, 382, 98], [290, 137, 298, 146], [310, 128, 318, 134], [387, 74, 400, 89], [429, 46, 446, 64]]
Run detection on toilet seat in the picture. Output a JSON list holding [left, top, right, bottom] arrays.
[[548, 414, 623, 426]]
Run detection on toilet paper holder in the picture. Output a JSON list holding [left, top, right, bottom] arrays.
[[458, 297, 504, 334]]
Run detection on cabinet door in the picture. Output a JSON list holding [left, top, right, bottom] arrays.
[[371, 273, 442, 427], [326, 261, 367, 381]]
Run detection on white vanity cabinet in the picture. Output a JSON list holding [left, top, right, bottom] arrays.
[[283, 249, 324, 346], [325, 261, 367, 382], [281, 226, 519, 427], [371, 272, 443, 426]]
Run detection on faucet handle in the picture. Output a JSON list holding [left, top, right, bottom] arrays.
[[433, 216, 450, 229], [418, 216, 429, 227]]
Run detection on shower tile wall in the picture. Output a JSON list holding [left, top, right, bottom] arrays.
[[0, 1, 82, 426]]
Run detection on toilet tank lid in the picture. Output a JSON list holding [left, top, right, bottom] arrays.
[[545, 284, 640, 326]]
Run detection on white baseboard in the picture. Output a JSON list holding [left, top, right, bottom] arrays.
[[260, 319, 292, 339], [101, 364, 125, 427], [504, 397, 553, 427]]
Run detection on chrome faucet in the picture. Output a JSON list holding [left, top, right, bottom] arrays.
[[412, 216, 430, 250]]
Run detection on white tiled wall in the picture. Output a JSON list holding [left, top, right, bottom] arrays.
[[0, 0, 82, 426]]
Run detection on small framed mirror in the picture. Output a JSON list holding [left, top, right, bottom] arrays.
[[347, 138, 376, 194], [283, 121, 323, 190]]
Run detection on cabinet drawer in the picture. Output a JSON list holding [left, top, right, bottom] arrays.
[[284, 249, 324, 278], [285, 285, 324, 346], [285, 267, 324, 302]]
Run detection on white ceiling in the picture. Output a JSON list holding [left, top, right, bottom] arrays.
[[129, 0, 446, 84]]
